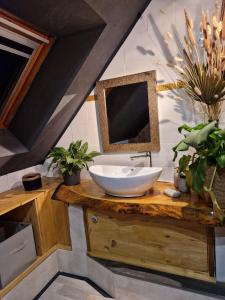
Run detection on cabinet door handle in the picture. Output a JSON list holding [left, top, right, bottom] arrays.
[[9, 241, 27, 255], [91, 215, 98, 224]]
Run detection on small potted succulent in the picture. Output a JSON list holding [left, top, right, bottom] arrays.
[[47, 140, 100, 186]]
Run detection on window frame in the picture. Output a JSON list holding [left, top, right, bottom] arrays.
[[0, 10, 54, 128]]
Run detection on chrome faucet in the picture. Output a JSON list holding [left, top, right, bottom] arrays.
[[130, 151, 152, 167]]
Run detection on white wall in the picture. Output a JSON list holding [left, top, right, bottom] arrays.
[[0, 0, 221, 192], [56, 0, 219, 182], [0, 165, 42, 193]]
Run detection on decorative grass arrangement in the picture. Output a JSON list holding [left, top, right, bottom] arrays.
[[169, 1, 225, 222], [171, 1, 225, 121]]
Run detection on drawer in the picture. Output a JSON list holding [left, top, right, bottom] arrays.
[[0, 222, 37, 288], [86, 209, 215, 282]]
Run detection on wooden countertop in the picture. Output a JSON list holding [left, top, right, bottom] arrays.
[[0, 177, 60, 216], [55, 180, 218, 226]]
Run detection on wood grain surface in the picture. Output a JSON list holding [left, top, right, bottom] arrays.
[[86, 208, 215, 282], [55, 180, 217, 226]]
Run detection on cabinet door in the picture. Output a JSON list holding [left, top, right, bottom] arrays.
[[86, 209, 215, 282]]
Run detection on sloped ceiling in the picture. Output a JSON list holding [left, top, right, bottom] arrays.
[[0, 0, 151, 175], [1, 0, 105, 36]]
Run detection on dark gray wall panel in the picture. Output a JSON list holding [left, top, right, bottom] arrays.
[[0, 0, 104, 36], [0, 0, 151, 175], [0, 129, 27, 157], [9, 27, 104, 148]]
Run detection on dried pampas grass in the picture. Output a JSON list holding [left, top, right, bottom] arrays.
[[170, 0, 225, 121]]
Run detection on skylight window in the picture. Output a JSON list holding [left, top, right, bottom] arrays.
[[0, 10, 52, 128]]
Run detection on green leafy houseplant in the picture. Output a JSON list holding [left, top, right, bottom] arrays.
[[173, 121, 225, 222], [47, 140, 100, 185]]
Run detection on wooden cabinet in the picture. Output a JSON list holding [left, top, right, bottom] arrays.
[[1, 179, 71, 256], [55, 180, 219, 282], [0, 178, 71, 298], [86, 209, 215, 282]]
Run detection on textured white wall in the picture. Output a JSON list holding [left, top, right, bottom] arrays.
[[55, 0, 218, 182], [0, 165, 42, 193], [0, 0, 221, 192]]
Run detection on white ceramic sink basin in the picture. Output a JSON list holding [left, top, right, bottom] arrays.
[[89, 165, 162, 197]]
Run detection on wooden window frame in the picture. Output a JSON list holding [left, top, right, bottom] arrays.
[[0, 10, 54, 128]]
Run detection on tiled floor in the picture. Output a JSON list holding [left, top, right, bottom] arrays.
[[38, 275, 110, 300]]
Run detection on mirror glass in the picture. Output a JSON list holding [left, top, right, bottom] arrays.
[[105, 82, 150, 144]]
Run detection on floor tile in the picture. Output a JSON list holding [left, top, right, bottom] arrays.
[[39, 275, 105, 300]]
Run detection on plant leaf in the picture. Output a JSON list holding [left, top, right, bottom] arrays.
[[190, 157, 207, 193], [80, 142, 88, 154], [216, 154, 225, 168], [178, 155, 191, 174], [47, 140, 101, 174], [173, 141, 189, 161], [178, 123, 205, 133], [183, 121, 217, 148]]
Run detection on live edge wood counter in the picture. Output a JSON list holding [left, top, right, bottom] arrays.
[[56, 180, 218, 282], [55, 180, 217, 226]]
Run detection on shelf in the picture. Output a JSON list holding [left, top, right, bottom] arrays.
[[0, 177, 71, 298]]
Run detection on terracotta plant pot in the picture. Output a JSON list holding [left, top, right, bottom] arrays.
[[63, 171, 81, 186]]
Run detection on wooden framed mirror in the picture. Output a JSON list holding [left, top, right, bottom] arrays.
[[96, 71, 160, 152]]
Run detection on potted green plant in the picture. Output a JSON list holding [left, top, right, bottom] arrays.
[[47, 140, 100, 186], [167, 2, 225, 223], [173, 121, 225, 222]]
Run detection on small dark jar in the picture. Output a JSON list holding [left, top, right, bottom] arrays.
[[22, 173, 42, 191]]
